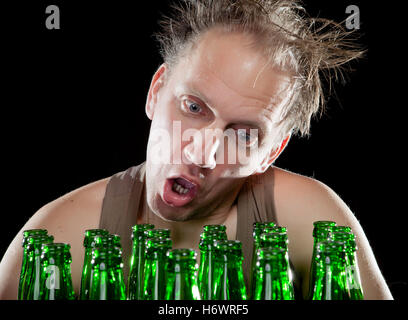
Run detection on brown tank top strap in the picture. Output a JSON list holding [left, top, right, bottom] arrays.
[[99, 162, 146, 282], [236, 168, 278, 290]]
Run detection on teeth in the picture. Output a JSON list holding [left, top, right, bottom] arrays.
[[172, 182, 189, 195]]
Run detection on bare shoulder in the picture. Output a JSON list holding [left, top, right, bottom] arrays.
[[33, 176, 111, 228], [270, 166, 352, 222], [265, 166, 393, 299], [270, 166, 364, 246], [0, 176, 111, 299], [24, 176, 111, 245]]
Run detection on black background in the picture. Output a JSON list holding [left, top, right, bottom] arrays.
[[0, 0, 405, 300]]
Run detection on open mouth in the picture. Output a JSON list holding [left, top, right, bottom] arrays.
[[162, 177, 198, 207]]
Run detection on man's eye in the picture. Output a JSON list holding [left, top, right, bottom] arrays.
[[236, 129, 259, 146], [185, 100, 202, 113], [237, 130, 250, 142]]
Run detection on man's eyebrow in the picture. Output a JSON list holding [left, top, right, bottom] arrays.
[[231, 119, 267, 136], [177, 83, 214, 107], [178, 83, 269, 114]]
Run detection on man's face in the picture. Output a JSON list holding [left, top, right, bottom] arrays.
[[145, 29, 293, 221]]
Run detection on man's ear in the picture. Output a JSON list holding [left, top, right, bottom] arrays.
[[146, 63, 167, 120], [255, 134, 291, 174]]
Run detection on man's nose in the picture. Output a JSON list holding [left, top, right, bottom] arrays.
[[183, 128, 222, 170]]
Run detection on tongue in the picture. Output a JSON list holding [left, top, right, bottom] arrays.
[[175, 178, 195, 190]]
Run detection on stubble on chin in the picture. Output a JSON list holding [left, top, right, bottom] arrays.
[[148, 193, 219, 223], [150, 205, 210, 223]]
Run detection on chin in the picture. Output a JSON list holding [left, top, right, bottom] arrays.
[[148, 196, 197, 222], [153, 207, 197, 222], [159, 212, 192, 222]]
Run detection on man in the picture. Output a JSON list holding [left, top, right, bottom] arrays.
[[0, 0, 393, 299]]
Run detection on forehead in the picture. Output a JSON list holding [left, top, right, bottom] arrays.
[[172, 29, 294, 112]]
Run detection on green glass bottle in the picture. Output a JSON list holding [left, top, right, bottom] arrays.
[[262, 225, 287, 234], [259, 232, 290, 268], [251, 231, 291, 298], [259, 232, 288, 250], [89, 247, 109, 300], [127, 224, 154, 299], [89, 245, 126, 300], [253, 247, 295, 300], [250, 222, 277, 267], [311, 240, 350, 300], [39, 243, 75, 300], [62, 243, 76, 299], [203, 225, 227, 236], [330, 231, 364, 300], [165, 248, 201, 300], [213, 240, 247, 300], [94, 233, 122, 249], [93, 233, 126, 299], [308, 220, 336, 299], [22, 234, 54, 300], [198, 231, 227, 300], [199, 229, 228, 242], [110, 246, 127, 300], [332, 226, 352, 233], [248, 221, 276, 298], [79, 229, 109, 300], [143, 237, 172, 300], [146, 228, 171, 240], [18, 229, 48, 300], [259, 230, 302, 299]]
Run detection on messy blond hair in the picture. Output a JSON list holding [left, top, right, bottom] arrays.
[[154, 0, 365, 137]]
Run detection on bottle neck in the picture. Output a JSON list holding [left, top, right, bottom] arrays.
[[318, 251, 347, 270], [83, 229, 109, 247], [346, 250, 357, 264], [92, 249, 123, 271], [29, 243, 46, 256], [213, 252, 246, 300], [26, 236, 53, 255], [131, 224, 155, 244], [22, 229, 48, 247], [132, 236, 148, 249], [215, 251, 243, 270], [44, 254, 65, 266], [147, 229, 171, 239], [259, 239, 288, 250], [146, 246, 171, 261], [259, 254, 288, 270], [199, 239, 218, 252], [167, 258, 197, 275], [314, 234, 331, 244]]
